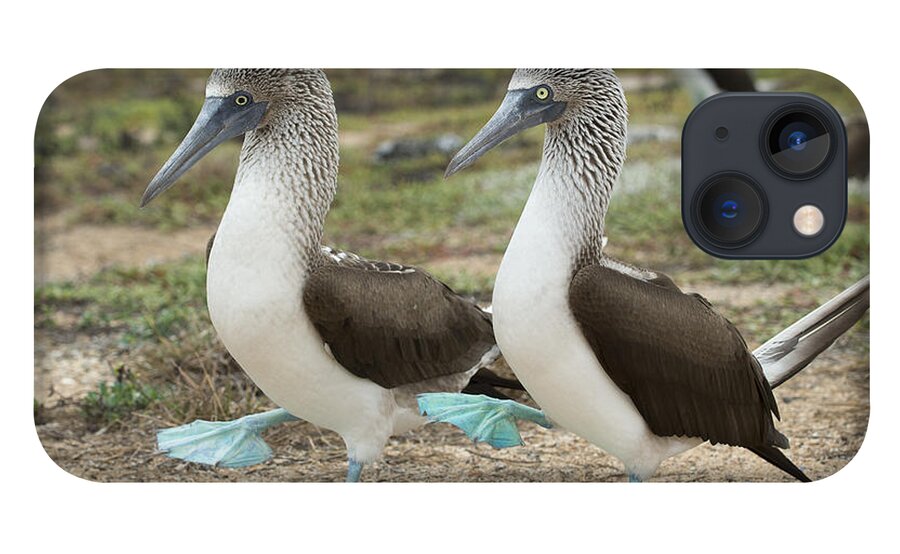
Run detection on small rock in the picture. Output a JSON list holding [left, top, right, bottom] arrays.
[[77, 135, 100, 152], [373, 133, 463, 162], [135, 127, 160, 146]]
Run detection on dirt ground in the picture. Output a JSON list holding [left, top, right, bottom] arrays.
[[34, 222, 869, 483], [36, 352, 868, 483], [34, 215, 217, 285]]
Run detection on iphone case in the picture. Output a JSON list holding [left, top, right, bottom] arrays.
[[33, 69, 869, 482]]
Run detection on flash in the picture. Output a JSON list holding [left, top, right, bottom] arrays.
[[793, 205, 825, 237]]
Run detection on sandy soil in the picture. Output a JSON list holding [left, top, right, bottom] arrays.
[[35, 346, 868, 483], [35, 215, 217, 284], [33, 221, 870, 483]]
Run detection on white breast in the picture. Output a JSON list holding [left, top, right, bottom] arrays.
[[492, 171, 694, 478], [206, 171, 396, 463]]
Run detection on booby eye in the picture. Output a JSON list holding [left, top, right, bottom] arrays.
[[234, 94, 250, 106], [535, 86, 551, 101]]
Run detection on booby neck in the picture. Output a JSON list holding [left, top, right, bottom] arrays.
[[523, 88, 628, 270], [226, 78, 340, 271]]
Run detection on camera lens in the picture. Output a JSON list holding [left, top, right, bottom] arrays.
[[787, 130, 808, 151], [764, 107, 833, 177], [695, 173, 766, 246]]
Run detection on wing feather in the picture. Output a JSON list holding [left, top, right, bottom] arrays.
[[569, 264, 786, 448], [303, 259, 495, 389]]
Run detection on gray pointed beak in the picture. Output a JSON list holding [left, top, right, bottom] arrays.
[[140, 96, 267, 207], [445, 89, 566, 177]]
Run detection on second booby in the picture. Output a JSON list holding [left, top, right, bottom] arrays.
[[142, 69, 528, 481], [421, 69, 869, 482]]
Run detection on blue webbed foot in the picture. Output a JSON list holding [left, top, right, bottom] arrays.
[[417, 393, 552, 449], [157, 408, 298, 468], [347, 459, 364, 482]]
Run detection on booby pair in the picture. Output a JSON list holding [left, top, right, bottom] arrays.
[[421, 69, 869, 482], [143, 69, 532, 482]]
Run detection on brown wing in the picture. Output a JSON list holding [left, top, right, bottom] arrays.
[[569, 264, 786, 449], [303, 261, 496, 389]]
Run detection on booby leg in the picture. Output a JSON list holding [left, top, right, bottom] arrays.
[[347, 459, 364, 482], [417, 393, 552, 448], [157, 408, 298, 468], [628, 473, 643, 483]]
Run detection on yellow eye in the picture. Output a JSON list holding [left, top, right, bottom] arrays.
[[235, 95, 249, 106], [535, 87, 550, 101]]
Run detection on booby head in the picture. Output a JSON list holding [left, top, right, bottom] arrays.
[[446, 68, 627, 177], [140, 69, 333, 207]]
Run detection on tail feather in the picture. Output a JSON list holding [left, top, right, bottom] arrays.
[[754, 276, 869, 389], [747, 445, 811, 482], [463, 367, 526, 399]]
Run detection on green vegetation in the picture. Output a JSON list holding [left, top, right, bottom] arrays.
[[35, 259, 207, 346], [81, 366, 161, 427], [34, 399, 46, 426], [36, 68, 865, 229], [35, 256, 271, 425]]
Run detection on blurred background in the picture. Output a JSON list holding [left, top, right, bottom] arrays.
[[34, 69, 869, 482]]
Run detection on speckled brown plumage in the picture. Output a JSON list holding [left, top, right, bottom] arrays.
[[514, 69, 628, 267]]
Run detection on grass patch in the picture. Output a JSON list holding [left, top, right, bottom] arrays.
[[34, 399, 46, 426], [81, 366, 161, 428], [428, 269, 497, 300], [138, 323, 271, 424], [35, 269, 272, 429], [36, 255, 273, 425], [625, 87, 695, 126], [35, 258, 207, 345], [37, 68, 866, 232]]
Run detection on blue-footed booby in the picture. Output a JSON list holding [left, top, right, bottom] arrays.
[[142, 69, 530, 481], [419, 69, 869, 482]]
